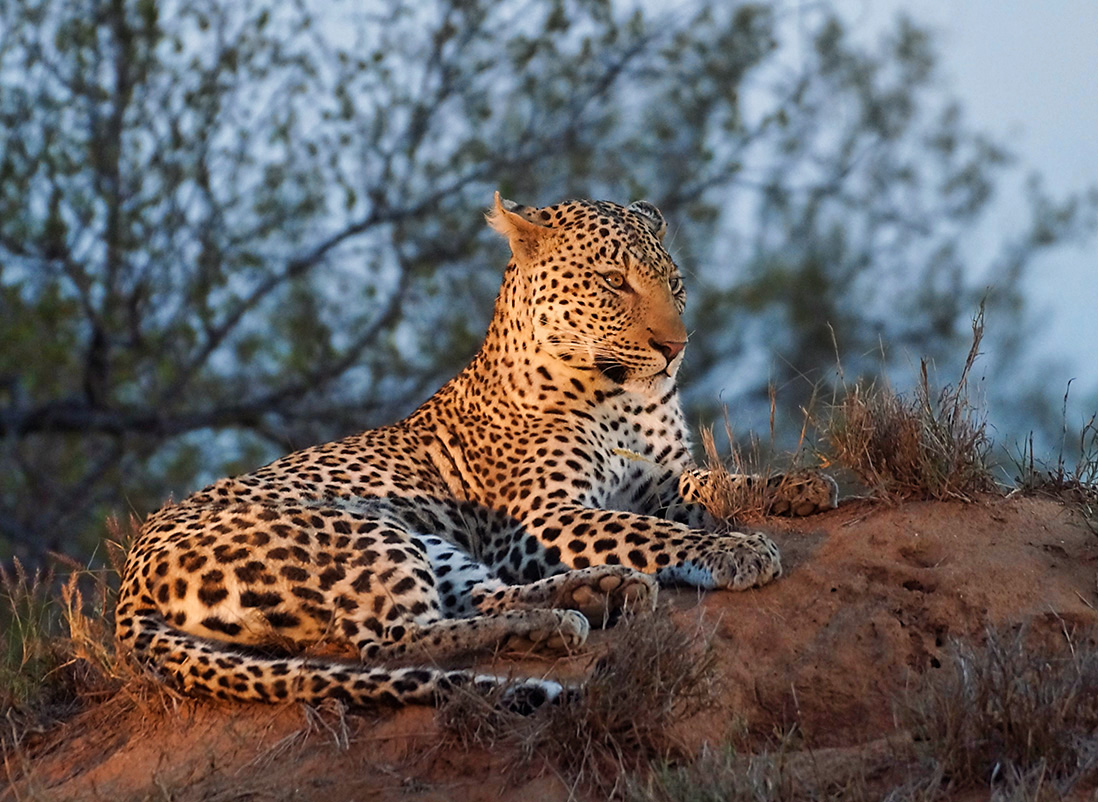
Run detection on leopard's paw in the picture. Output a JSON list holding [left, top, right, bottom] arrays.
[[556, 565, 657, 626], [766, 470, 838, 516], [702, 532, 783, 590]]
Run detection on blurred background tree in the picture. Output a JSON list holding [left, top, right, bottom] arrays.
[[1, 0, 1094, 563]]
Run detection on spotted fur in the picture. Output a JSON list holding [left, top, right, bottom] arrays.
[[115, 193, 836, 709]]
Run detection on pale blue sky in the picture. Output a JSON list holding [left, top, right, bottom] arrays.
[[836, 0, 1098, 410]]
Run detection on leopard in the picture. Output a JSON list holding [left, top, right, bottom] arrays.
[[115, 193, 838, 711]]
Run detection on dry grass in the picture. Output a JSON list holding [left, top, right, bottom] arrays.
[[1, 561, 66, 715], [1014, 395, 1098, 536], [439, 606, 721, 797], [691, 385, 824, 527], [899, 626, 1098, 797], [824, 307, 996, 502], [625, 734, 881, 802], [694, 423, 777, 527], [1, 518, 136, 758]]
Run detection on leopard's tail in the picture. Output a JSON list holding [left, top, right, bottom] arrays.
[[116, 605, 562, 712]]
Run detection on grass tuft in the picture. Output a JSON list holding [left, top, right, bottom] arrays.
[[900, 626, 1098, 796], [695, 421, 776, 527], [1014, 392, 1098, 535], [1, 517, 137, 757], [440, 606, 720, 796], [692, 386, 827, 527], [0, 559, 69, 717], [824, 305, 996, 502], [625, 734, 879, 802]]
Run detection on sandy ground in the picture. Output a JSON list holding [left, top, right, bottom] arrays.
[[5, 495, 1097, 801]]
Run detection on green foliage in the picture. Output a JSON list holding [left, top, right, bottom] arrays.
[[0, 0, 1093, 561]]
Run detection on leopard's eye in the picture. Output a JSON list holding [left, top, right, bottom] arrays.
[[602, 271, 626, 290]]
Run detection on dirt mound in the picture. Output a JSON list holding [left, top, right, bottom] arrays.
[[679, 495, 1098, 748], [6, 496, 1098, 801]]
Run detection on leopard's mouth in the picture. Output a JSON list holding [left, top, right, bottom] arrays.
[[544, 332, 658, 383], [593, 357, 629, 384]]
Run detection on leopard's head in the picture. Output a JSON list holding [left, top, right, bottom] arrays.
[[488, 192, 687, 385]]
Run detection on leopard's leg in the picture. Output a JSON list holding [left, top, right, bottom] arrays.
[[119, 502, 582, 709], [256, 527, 590, 661], [416, 534, 655, 627], [496, 503, 782, 592], [362, 608, 589, 661], [650, 531, 781, 588], [128, 503, 589, 664], [471, 566, 656, 627], [660, 468, 718, 528], [414, 534, 495, 618], [763, 470, 839, 515], [678, 468, 839, 517]]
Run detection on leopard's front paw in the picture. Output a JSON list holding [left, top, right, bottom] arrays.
[[766, 470, 838, 516], [702, 532, 782, 590]]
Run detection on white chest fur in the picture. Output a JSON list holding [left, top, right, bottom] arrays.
[[594, 389, 692, 512]]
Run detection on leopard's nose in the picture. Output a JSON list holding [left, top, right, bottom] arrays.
[[650, 338, 687, 362]]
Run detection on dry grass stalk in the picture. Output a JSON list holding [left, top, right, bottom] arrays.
[[439, 606, 721, 797], [639, 627, 1098, 802], [825, 306, 996, 502]]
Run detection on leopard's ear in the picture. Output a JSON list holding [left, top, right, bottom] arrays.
[[487, 191, 550, 261], [627, 200, 667, 241]]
